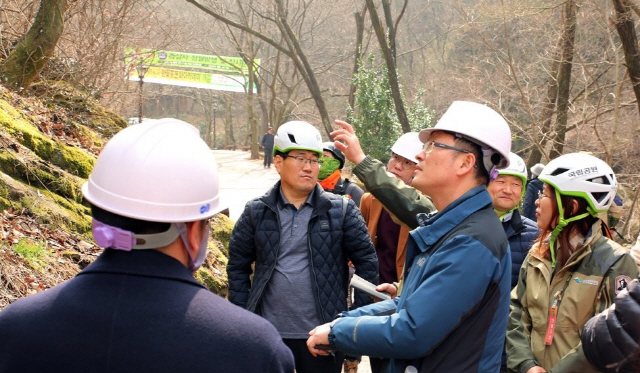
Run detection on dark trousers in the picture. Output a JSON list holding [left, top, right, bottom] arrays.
[[283, 338, 344, 373], [370, 356, 386, 373], [264, 147, 273, 167]]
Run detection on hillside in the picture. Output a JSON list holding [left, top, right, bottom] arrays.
[[0, 82, 233, 309]]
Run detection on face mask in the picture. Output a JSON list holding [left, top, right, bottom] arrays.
[[318, 157, 341, 180], [176, 221, 211, 273]]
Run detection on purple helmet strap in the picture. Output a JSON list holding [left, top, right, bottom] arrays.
[[92, 219, 180, 251]]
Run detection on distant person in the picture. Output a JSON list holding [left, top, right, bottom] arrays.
[[319, 142, 364, 206], [261, 126, 275, 168], [307, 101, 513, 373], [582, 276, 640, 373], [522, 162, 544, 221], [358, 131, 422, 373], [0, 119, 294, 372], [506, 153, 639, 373], [227, 120, 378, 373]]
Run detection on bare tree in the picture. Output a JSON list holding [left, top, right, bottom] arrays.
[[185, 0, 340, 138]]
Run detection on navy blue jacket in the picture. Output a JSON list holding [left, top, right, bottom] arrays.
[[503, 210, 539, 288], [329, 186, 511, 373], [227, 182, 378, 323], [0, 249, 294, 373], [522, 178, 543, 221]]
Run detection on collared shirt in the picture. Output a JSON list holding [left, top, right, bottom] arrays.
[[260, 188, 321, 338]]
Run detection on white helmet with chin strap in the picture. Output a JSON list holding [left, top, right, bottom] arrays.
[[273, 120, 323, 157], [538, 152, 618, 268], [82, 118, 224, 271], [419, 101, 511, 179], [390, 132, 422, 163]]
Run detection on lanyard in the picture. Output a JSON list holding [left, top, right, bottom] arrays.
[[544, 275, 573, 346]]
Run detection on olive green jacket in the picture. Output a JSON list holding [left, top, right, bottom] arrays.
[[352, 156, 436, 229], [506, 222, 638, 373]]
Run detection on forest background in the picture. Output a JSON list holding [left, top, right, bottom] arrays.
[[0, 0, 639, 304]]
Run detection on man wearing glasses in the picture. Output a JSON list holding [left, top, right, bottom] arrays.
[[228, 120, 379, 373], [307, 101, 513, 373]]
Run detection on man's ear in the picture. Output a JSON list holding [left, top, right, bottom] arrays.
[[185, 221, 204, 256], [457, 153, 476, 176]]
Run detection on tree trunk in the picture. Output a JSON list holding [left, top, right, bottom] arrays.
[[348, 7, 367, 112], [528, 36, 562, 167], [274, 0, 333, 138], [0, 0, 67, 90], [549, 1, 576, 160], [611, 0, 640, 150], [365, 0, 410, 133]]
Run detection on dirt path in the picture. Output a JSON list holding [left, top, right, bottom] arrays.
[[213, 149, 374, 373]]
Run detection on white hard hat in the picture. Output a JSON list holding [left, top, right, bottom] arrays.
[[390, 132, 422, 163], [539, 153, 617, 214], [499, 152, 527, 185], [419, 101, 512, 172], [273, 120, 323, 157], [82, 118, 224, 223]]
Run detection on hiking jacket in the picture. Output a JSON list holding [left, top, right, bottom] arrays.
[[0, 249, 294, 373], [506, 222, 639, 373], [360, 192, 410, 281], [227, 182, 378, 324], [582, 277, 640, 373], [503, 210, 539, 288], [354, 156, 538, 290], [329, 186, 511, 373]]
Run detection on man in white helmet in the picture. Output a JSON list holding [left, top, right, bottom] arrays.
[[0, 119, 294, 372], [307, 101, 512, 373], [227, 120, 378, 373]]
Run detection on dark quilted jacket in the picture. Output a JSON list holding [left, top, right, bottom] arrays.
[[582, 277, 640, 373], [227, 182, 379, 323], [503, 210, 539, 289]]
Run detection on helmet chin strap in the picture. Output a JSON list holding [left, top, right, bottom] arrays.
[[548, 188, 593, 269]]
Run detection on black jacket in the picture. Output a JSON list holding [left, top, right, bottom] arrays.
[[503, 210, 539, 288], [582, 277, 640, 373], [227, 182, 378, 323], [0, 249, 294, 373]]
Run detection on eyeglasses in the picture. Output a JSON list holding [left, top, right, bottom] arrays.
[[537, 190, 551, 202], [283, 154, 323, 167], [389, 153, 416, 170], [423, 141, 471, 155]]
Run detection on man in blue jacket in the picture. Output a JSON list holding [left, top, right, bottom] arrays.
[[0, 119, 294, 373], [307, 101, 513, 373], [228, 120, 379, 373]]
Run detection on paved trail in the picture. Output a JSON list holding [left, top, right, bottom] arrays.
[[212, 149, 374, 373]]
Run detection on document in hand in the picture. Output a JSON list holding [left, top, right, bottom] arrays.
[[350, 274, 391, 301]]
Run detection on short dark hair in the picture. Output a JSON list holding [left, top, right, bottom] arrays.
[[90, 204, 171, 235]]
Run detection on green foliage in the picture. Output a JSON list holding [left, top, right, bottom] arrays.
[[348, 54, 434, 162], [348, 54, 400, 162], [13, 238, 52, 270]]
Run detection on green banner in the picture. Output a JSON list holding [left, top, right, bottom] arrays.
[[125, 47, 259, 74], [127, 66, 256, 93]]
